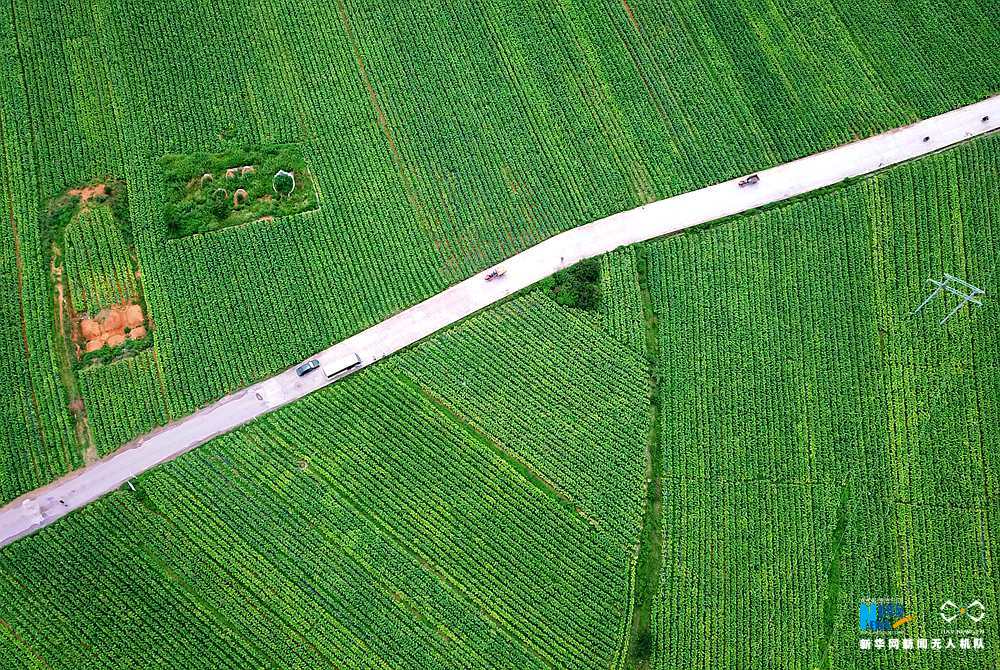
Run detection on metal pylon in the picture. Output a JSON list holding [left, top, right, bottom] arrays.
[[912, 274, 985, 325]]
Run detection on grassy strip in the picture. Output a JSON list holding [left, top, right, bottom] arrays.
[[817, 482, 852, 669], [626, 247, 663, 667], [50, 248, 95, 464]]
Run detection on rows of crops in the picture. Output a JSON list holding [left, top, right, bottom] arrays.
[[63, 206, 137, 314], [0, 0, 997, 498], [655, 479, 839, 667], [77, 350, 169, 456], [0, 360, 634, 668], [0, 136, 997, 668], [0, 27, 82, 502], [648, 137, 1000, 667], [0, 199, 66, 500], [600, 248, 647, 357], [396, 293, 649, 547]]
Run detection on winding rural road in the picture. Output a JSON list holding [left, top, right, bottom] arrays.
[[1, 96, 997, 549]]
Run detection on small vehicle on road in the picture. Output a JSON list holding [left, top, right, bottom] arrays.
[[295, 359, 321, 377], [485, 267, 507, 281], [738, 174, 760, 188], [322, 353, 362, 379]]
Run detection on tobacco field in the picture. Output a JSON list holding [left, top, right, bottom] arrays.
[[1, 0, 998, 502], [0, 296, 643, 669], [0, 0, 997, 667], [649, 136, 999, 668]]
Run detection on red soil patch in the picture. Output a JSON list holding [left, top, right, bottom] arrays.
[[68, 183, 110, 204], [80, 319, 101, 340], [99, 308, 123, 333], [124, 304, 143, 328], [76, 301, 146, 355]]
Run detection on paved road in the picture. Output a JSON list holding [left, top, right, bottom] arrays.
[[1, 97, 997, 549]]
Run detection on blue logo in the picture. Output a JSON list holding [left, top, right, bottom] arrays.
[[859, 602, 908, 631]]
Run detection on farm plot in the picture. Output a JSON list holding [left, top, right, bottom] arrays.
[[0, 35, 81, 501], [0, 0, 997, 498], [63, 206, 136, 314], [395, 292, 649, 547], [648, 136, 999, 668], [0, 361, 635, 669], [655, 479, 841, 668], [0, 217, 73, 501], [77, 350, 170, 456], [600, 248, 646, 357], [60, 204, 152, 364], [160, 144, 318, 238]]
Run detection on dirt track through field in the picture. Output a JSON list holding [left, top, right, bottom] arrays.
[[0, 95, 997, 550]]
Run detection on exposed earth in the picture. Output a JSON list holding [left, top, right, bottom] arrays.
[[67, 183, 111, 204], [79, 303, 146, 354]]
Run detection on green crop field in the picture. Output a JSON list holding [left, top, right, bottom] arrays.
[[0, 295, 645, 669], [1, 0, 997, 503], [0, 0, 997, 667], [1, 135, 996, 669], [649, 136, 999, 668]]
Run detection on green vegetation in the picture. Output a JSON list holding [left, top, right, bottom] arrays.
[[63, 206, 137, 314], [0, 0, 997, 666], [542, 258, 602, 311], [77, 350, 170, 456], [0, 138, 997, 669], [398, 292, 648, 546], [2, 0, 997, 502], [600, 248, 646, 356], [160, 144, 317, 238], [0, 302, 644, 668], [648, 136, 999, 668], [40, 179, 129, 253], [626, 246, 662, 669]]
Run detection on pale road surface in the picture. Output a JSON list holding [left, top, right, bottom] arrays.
[[1, 97, 997, 549]]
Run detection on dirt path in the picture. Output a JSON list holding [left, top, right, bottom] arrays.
[[0, 95, 997, 550]]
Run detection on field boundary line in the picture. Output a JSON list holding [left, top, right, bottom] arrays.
[[395, 372, 598, 530]]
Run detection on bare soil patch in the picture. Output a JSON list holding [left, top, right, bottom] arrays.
[[67, 183, 110, 204], [77, 302, 146, 356]]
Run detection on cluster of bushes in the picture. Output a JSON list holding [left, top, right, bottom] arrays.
[[542, 258, 601, 311], [160, 144, 317, 238], [75, 333, 152, 370]]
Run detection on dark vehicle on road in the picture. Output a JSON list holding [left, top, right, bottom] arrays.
[[738, 174, 760, 187], [296, 359, 321, 377]]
